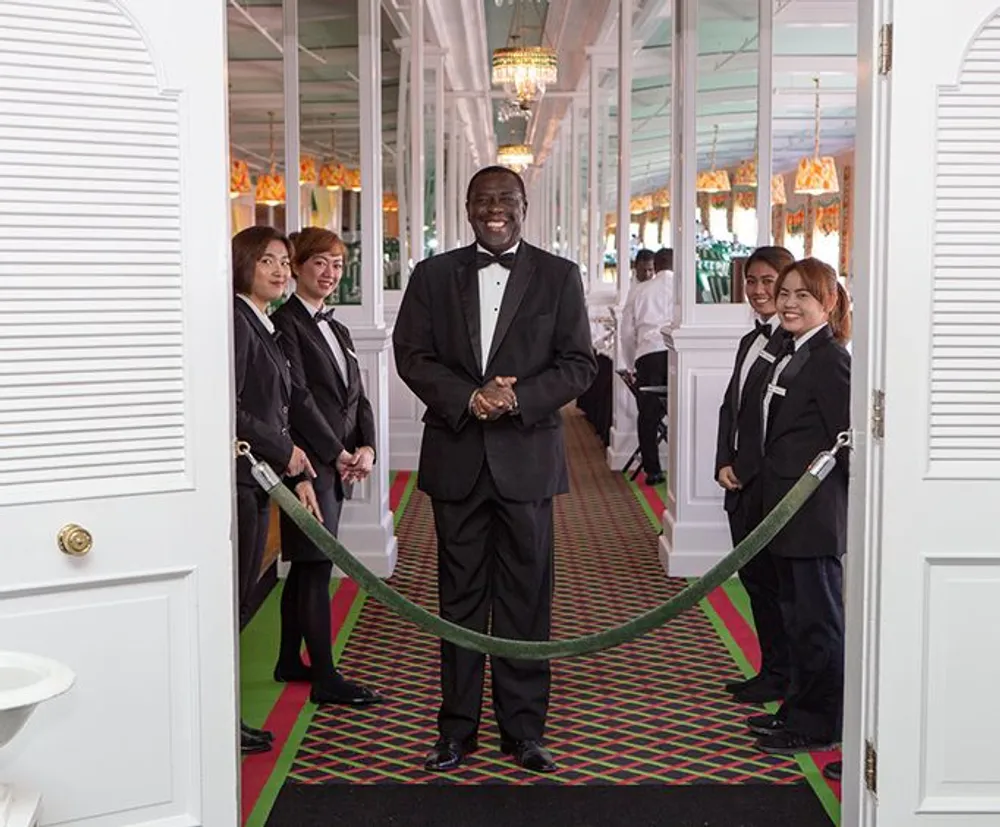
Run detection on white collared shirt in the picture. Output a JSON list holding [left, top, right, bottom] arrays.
[[237, 293, 275, 335], [477, 242, 519, 374], [620, 270, 674, 367], [738, 314, 782, 404], [762, 322, 829, 441], [295, 293, 349, 383]]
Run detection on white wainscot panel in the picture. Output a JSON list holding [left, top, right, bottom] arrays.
[[921, 557, 1000, 812], [0, 571, 198, 827], [689, 369, 731, 504]]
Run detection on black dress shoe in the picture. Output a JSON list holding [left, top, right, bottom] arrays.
[[823, 760, 842, 781], [273, 661, 313, 683], [724, 674, 757, 694], [423, 735, 478, 771], [500, 739, 557, 773], [756, 729, 838, 755], [310, 675, 382, 706], [733, 679, 788, 704], [240, 727, 272, 755], [746, 712, 786, 737], [241, 721, 274, 743], [645, 472, 665, 486]]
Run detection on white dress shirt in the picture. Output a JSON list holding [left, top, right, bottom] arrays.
[[620, 270, 674, 368], [738, 314, 782, 404], [295, 293, 349, 383], [477, 242, 518, 374], [762, 322, 828, 441], [237, 293, 275, 334]]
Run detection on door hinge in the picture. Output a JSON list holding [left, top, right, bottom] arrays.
[[878, 23, 893, 75], [865, 739, 878, 794], [871, 389, 885, 441]]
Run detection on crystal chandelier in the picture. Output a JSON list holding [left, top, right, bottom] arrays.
[[497, 143, 534, 173], [492, 41, 558, 107], [498, 98, 532, 124]]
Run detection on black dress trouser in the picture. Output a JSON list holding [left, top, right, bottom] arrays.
[[431, 465, 554, 743], [727, 478, 791, 686], [237, 483, 271, 630], [635, 350, 669, 476], [773, 555, 845, 741]]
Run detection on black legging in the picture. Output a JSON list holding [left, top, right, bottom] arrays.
[[278, 560, 336, 680]]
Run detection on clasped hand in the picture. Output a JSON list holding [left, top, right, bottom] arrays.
[[471, 376, 517, 421], [337, 446, 375, 484]]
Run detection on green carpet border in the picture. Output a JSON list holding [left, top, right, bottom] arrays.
[[242, 470, 417, 827]]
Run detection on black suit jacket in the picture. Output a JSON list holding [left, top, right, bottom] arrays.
[[760, 326, 851, 558], [233, 298, 295, 488], [271, 295, 376, 496], [392, 241, 598, 503], [715, 325, 791, 512]]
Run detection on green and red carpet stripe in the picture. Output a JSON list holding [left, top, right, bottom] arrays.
[[239, 469, 416, 826], [629, 474, 841, 823]]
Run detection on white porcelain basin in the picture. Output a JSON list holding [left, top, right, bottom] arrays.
[[0, 653, 74, 749]]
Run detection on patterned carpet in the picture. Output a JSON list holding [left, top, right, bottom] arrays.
[[287, 407, 808, 787]]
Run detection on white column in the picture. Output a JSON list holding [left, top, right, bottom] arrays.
[[558, 130, 569, 256], [434, 52, 446, 253], [607, 0, 639, 470], [570, 98, 582, 265], [337, 0, 396, 576], [549, 147, 558, 252], [446, 103, 459, 251], [408, 0, 425, 271], [756, 0, 773, 246], [282, 0, 300, 234], [394, 41, 410, 278], [587, 53, 601, 292], [387, 6, 428, 472], [659, 0, 751, 576]]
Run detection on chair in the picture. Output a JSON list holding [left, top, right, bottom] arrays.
[[616, 370, 669, 481]]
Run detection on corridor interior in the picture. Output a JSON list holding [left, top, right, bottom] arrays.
[[239, 408, 841, 827]]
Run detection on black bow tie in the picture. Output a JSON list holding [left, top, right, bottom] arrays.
[[755, 319, 774, 337], [315, 307, 336, 324], [476, 251, 516, 270], [778, 336, 796, 358]]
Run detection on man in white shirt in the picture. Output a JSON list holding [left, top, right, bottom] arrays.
[[620, 248, 673, 485]]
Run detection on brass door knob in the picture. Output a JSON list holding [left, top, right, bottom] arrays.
[[58, 524, 93, 557]]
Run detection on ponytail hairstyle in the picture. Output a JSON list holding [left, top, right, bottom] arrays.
[[776, 257, 852, 345]]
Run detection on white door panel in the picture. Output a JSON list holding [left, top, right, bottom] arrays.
[[872, 3, 1000, 824], [0, 1, 238, 825]]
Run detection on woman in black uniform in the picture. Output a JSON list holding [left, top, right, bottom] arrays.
[[232, 226, 318, 754], [747, 257, 851, 756], [715, 246, 796, 705], [270, 227, 381, 707]]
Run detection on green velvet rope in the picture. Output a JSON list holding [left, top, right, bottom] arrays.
[[247, 449, 833, 660]]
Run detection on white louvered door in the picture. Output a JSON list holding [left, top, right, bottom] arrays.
[[865, 3, 1000, 825], [0, 2, 238, 826]]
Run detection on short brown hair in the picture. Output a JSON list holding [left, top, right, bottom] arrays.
[[232, 226, 291, 294], [776, 257, 852, 344], [291, 227, 347, 272]]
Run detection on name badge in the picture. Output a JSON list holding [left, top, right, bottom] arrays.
[[759, 350, 776, 364], [766, 383, 786, 397]]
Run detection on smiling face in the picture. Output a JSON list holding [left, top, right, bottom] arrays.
[[466, 169, 527, 254], [744, 261, 780, 318], [776, 269, 830, 338], [250, 239, 290, 306], [295, 249, 344, 303]]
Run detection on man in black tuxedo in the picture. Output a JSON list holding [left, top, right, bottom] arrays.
[[393, 166, 597, 774]]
